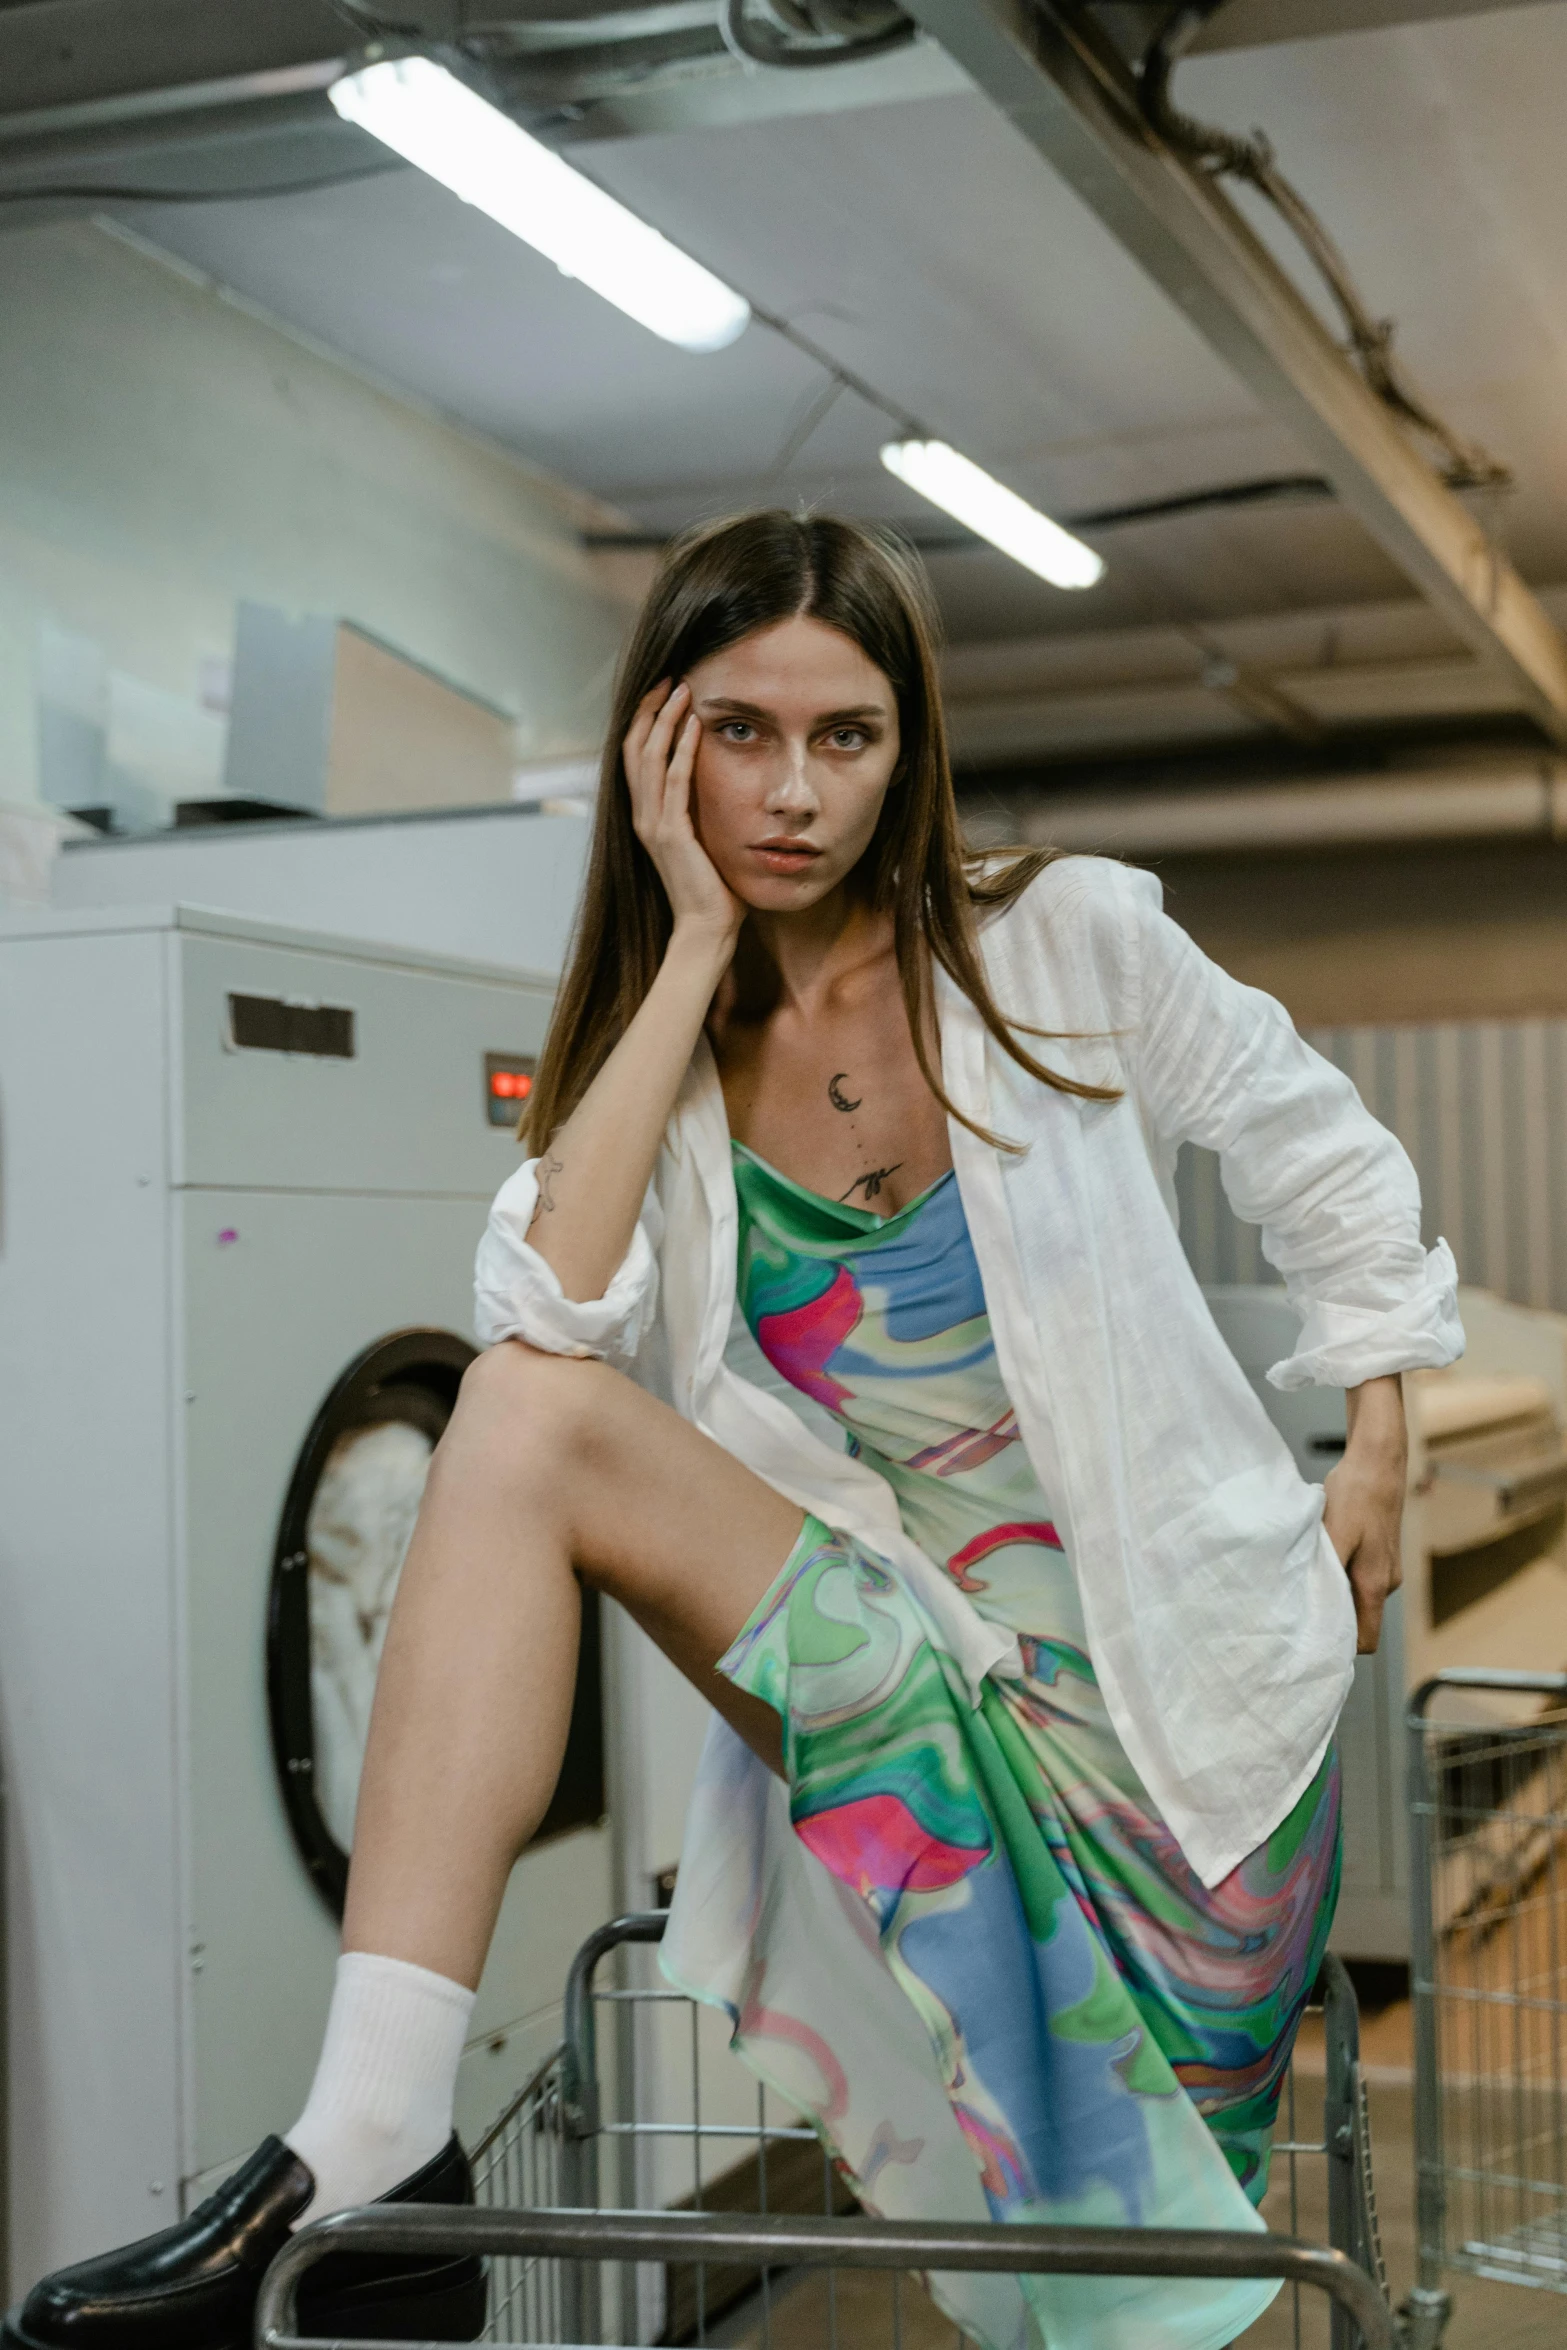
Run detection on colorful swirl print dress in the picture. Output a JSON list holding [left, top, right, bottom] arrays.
[[705, 1144, 1341, 2350]]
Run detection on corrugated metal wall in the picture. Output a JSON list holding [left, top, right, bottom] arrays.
[[1176, 1021, 1567, 1310]]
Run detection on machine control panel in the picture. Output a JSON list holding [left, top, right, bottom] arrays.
[[485, 1050, 536, 1128]]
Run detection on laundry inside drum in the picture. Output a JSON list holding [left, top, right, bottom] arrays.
[[305, 1418, 434, 1854]]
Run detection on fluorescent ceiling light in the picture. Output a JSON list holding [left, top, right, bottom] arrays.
[[330, 57, 750, 354], [879, 439, 1104, 591]]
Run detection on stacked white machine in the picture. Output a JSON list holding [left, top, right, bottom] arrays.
[[0, 903, 612, 2293]]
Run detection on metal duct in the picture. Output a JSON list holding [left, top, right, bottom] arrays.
[[960, 759, 1567, 857]]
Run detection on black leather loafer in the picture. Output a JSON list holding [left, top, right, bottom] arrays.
[[1, 2133, 486, 2350]]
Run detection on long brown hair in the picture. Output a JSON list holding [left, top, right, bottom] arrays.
[[526, 509, 1116, 1151]]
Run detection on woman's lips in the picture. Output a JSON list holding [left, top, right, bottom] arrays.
[[752, 841, 822, 873]]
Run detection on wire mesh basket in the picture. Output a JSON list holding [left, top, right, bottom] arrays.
[[256, 1910, 1396, 2350], [445, 1911, 1388, 2350], [1409, 1667, 1567, 2332], [471, 2045, 572, 2346]]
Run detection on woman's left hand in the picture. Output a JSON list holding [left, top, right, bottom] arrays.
[[1322, 1374, 1408, 1654]]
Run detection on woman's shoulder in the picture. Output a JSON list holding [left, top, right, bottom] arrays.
[[978, 851, 1163, 979]]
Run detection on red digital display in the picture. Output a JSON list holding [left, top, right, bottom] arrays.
[[484, 1053, 537, 1128]]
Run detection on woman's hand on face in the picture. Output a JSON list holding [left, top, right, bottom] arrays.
[[623, 679, 743, 954], [1322, 1374, 1408, 1654]]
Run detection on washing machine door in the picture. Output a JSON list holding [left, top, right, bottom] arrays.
[[267, 1328, 603, 1914]]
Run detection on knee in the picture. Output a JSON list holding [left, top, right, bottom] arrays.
[[445, 1339, 607, 1477]]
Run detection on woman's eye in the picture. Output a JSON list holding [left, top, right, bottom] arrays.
[[718, 720, 756, 742], [827, 727, 867, 750]]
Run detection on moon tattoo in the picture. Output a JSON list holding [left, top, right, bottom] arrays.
[[827, 1073, 862, 1113]]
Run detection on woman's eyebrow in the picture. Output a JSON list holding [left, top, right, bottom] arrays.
[[695, 696, 888, 722]]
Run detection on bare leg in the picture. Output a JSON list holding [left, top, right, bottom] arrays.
[[344, 1340, 803, 1987], [0, 1354, 807, 2311]]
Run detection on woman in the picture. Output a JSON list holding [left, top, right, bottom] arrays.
[[10, 512, 1460, 2350]]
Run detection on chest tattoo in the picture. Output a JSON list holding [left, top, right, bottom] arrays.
[[841, 1162, 902, 1204], [827, 1072, 862, 1113]]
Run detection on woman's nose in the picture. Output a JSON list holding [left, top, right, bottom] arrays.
[[764, 740, 819, 815]]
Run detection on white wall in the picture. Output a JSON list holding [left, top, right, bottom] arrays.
[[0, 218, 629, 844]]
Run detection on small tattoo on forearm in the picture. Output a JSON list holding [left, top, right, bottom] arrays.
[[827, 1072, 862, 1113], [530, 1153, 564, 1226], [841, 1163, 901, 1203]]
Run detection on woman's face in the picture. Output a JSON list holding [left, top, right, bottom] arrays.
[[682, 614, 902, 913]]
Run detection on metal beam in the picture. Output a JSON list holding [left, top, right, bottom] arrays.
[[900, 0, 1567, 745]]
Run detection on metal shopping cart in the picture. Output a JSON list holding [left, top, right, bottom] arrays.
[[1407, 1667, 1567, 2347], [258, 1911, 1396, 2350]]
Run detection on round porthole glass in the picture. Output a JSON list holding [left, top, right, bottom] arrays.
[[267, 1329, 604, 1915]]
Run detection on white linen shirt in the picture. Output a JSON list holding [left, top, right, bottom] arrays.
[[474, 855, 1462, 1886]]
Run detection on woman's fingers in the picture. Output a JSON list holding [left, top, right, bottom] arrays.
[[644, 681, 688, 767], [1355, 1579, 1390, 1653], [620, 678, 735, 936], [1346, 1527, 1400, 1652], [1348, 1544, 1377, 1650], [1324, 1438, 1404, 1655], [646, 680, 688, 760], [621, 687, 666, 802], [625, 681, 690, 838], [666, 711, 701, 817], [624, 677, 673, 755]]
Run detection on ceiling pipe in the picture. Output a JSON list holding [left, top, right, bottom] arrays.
[[960, 757, 1567, 857], [719, 0, 917, 66]]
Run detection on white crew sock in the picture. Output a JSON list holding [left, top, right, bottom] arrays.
[[284, 1951, 475, 2224]]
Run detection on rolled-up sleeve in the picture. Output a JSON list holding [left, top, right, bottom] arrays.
[[473, 1159, 664, 1364], [1123, 870, 1463, 1391]]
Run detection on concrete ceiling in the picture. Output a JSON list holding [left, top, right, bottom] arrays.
[[3, 0, 1565, 771], [103, 87, 1402, 644]]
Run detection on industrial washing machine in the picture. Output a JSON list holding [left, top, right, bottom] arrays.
[[0, 903, 611, 2294]]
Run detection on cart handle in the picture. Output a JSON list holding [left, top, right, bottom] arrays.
[[562, 1908, 664, 2059], [558, 1909, 665, 2141], [1408, 1667, 1567, 1725], [255, 2204, 1397, 2350]]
